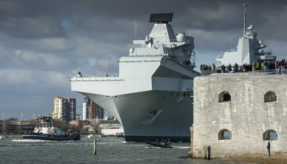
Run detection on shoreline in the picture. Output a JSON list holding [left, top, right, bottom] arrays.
[[188, 151, 287, 164], [231, 151, 287, 164]]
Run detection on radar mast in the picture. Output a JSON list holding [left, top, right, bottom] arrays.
[[243, 0, 247, 35], [105, 56, 109, 77]]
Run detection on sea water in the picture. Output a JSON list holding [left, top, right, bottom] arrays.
[[0, 137, 250, 164]]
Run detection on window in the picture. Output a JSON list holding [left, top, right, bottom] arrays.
[[263, 129, 278, 140], [264, 91, 277, 102], [218, 129, 232, 140], [219, 91, 231, 102]]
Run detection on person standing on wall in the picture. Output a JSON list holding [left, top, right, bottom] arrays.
[[267, 141, 271, 157]]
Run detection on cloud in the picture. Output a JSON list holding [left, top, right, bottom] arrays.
[[0, 16, 65, 38], [28, 38, 72, 51], [258, 6, 287, 40], [0, 70, 69, 94], [265, 40, 287, 60], [182, 1, 241, 30], [0, 47, 72, 70], [0, 69, 81, 118], [187, 28, 242, 51]]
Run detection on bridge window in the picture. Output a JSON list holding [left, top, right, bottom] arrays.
[[263, 129, 278, 140], [264, 91, 277, 102], [218, 129, 232, 140], [219, 91, 231, 103]]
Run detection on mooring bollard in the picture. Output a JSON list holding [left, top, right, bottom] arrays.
[[94, 133, 97, 156]]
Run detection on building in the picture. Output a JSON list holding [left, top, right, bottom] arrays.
[[69, 120, 89, 132], [82, 97, 104, 120], [82, 100, 89, 120], [52, 97, 76, 122], [97, 104, 105, 120], [192, 73, 287, 158], [68, 98, 76, 120], [0, 120, 35, 135], [89, 99, 97, 119]]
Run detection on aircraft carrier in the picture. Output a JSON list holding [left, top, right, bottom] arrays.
[[71, 13, 200, 142]]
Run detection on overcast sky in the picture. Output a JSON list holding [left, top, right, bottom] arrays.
[[0, 0, 286, 119]]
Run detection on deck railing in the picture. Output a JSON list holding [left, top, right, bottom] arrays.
[[201, 68, 287, 76]]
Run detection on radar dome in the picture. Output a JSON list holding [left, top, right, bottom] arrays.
[[176, 33, 185, 42]]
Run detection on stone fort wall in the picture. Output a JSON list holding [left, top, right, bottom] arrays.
[[192, 74, 287, 158]]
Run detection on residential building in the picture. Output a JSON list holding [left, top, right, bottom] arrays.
[[68, 98, 76, 120], [82, 97, 104, 120], [52, 97, 76, 122]]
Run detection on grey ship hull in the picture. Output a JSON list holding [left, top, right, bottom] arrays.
[[84, 90, 193, 142]]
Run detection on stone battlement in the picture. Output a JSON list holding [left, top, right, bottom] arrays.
[[192, 74, 287, 159]]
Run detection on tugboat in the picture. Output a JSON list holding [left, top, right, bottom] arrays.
[[23, 120, 80, 141]]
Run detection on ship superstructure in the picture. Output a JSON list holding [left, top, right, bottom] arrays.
[[216, 1, 276, 65], [71, 13, 200, 141]]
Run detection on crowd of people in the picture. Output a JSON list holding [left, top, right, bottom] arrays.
[[200, 59, 287, 75]]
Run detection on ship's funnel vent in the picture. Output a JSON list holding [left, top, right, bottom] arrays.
[[150, 13, 173, 23]]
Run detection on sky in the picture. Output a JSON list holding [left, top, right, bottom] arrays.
[[0, 0, 286, 119]]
